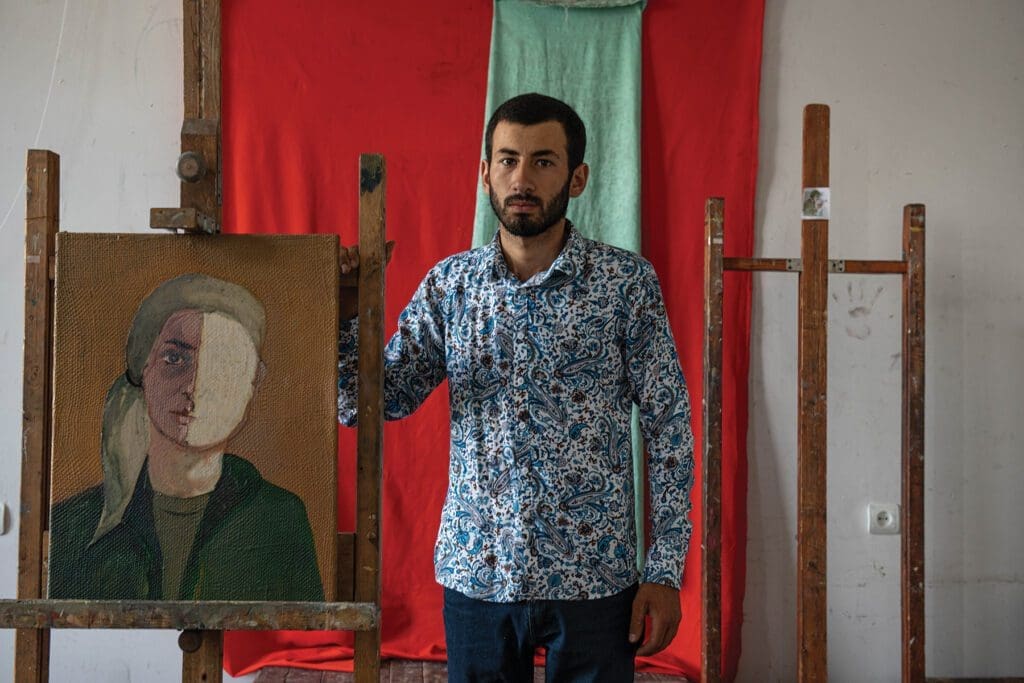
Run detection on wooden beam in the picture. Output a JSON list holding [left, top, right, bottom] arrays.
[[723, 258, 907, 275], [797, 103, 830, 683], [177, 0, 221, 228], [182, 0, 220, 120], [723, 257, 792, 272], [337, 532, 356, 602], [149, 207, 218, 234], [181, 630, 223, 683], [902, 204, 926, 683], [0, 600, 377, 631], [838, 260, 906, 275], [354, 154, 386, 683], [16, 149, 59, 683], [701, 198, 725, 683], [178, 118, 220, 227]]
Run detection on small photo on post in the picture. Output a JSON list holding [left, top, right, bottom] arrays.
[[802, 187, 830, 219]]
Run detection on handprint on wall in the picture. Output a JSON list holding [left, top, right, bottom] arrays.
[[833, 281, 884, 340]]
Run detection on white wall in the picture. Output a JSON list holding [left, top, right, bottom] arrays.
[[0, 1, 250, 681], [0, 1, 1021, 682], [740, 1, 1024, 681]]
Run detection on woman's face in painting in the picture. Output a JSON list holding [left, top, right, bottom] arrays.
[[141, 309, 260, 450]]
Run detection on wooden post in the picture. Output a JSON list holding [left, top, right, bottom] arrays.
[[701, 198, 726, 683], [901, 205, 926, 683], [180, 0, 221, 225], [155, 0, 221, 233], [701, 198, 725, 683], [797, 104, 830, 683], [15, 149, 59, 683], [180, 3, 225, 678], [180, 630, 223, 683], [353, 154, 385, 683]]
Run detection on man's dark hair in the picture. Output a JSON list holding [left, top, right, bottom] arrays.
[[484, 93, 587, 172]]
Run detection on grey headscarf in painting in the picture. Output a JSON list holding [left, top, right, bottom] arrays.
[[92, 273, 265, 543]]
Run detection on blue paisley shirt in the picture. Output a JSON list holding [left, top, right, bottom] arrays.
[[338, 224, 694, 602]]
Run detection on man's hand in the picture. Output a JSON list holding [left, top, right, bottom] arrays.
[[629, 581, 681, 657], [340, 241, 395, 321]]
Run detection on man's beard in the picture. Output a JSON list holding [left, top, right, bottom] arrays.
[[489, 179, 571, 238]]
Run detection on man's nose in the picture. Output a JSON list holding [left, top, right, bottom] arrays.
[[509, 164, 534, 194]]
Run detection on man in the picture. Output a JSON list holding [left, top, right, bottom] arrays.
[[338, 93, 693, 680]]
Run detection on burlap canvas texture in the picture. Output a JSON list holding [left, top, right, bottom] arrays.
[[48, 232, 339, 600]]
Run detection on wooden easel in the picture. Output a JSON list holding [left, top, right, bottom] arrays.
[[699, 104, 926, 683], [3, 1, 386, 681]]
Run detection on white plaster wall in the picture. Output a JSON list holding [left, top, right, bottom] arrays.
[[740, 0, 1024, 680], [0, 1, 250, 680], [0, 0, 1021, 681]]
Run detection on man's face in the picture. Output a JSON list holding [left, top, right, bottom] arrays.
[[142, 309, 260, 450], [482, 120, 588, 238]]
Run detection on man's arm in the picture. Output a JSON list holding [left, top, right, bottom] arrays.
[[623, 258, 695, 656], [337, 243, 447, 426]]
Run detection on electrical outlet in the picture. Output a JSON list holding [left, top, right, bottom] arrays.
[[868, 503, 900, 535]]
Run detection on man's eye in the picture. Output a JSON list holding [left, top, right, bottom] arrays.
[[537, 159, 554, 167], [499, 158, 516, 167]]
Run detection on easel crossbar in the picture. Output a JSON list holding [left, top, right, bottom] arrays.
[[0, 600, 378, 631], [723, 257, 907, 274]]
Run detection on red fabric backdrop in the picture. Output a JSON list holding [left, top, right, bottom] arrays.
[[221, 1, 762, 678]]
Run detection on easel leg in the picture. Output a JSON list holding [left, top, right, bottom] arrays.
[[901, 205, 926, 683], [354, 629, 381, 683], [180, 630, 223, 683], [701, 197, 725, 683], [14, 629, 50, 683], [797, 104, 830, 683], [354, 155, 386, 681], [16, 149, 60, 683]]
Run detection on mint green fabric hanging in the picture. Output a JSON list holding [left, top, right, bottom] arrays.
[[473, 0, 648, 570]]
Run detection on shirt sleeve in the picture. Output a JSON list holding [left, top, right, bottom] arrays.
[[337, 268, 448, 427], [624, 259, 695, 589]]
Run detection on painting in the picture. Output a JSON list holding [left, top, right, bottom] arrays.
[[46, 233, 338, 601]]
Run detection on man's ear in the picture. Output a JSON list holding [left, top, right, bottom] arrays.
[[569, 162, 589, 198], [480, 158, 491, 192]]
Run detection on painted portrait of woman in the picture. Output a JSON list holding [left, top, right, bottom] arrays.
[[48, 272, 324, 601]]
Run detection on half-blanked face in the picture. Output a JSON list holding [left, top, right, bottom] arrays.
[[141, 309, 259, 450]]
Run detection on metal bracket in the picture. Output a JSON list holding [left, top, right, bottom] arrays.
[[786, 258, 802, 272], [829, 259, 846, 273]]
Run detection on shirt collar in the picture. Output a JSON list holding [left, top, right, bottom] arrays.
[[487, 220, 586, 287]]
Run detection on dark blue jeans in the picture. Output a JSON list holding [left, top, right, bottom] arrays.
[[442, 583, 639, 682]]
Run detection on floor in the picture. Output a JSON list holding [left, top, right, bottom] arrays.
[[254, 662, 688, 682]]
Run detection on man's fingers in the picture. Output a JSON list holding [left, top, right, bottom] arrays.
[[628, 594, 647, 644], [632, 582, 682, 657], [635, 613, 670, 656], [340, 242, 395, 275], [339, 245, 360, 275]]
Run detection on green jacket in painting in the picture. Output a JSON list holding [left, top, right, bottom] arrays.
[[48, 454, 324, 601]]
